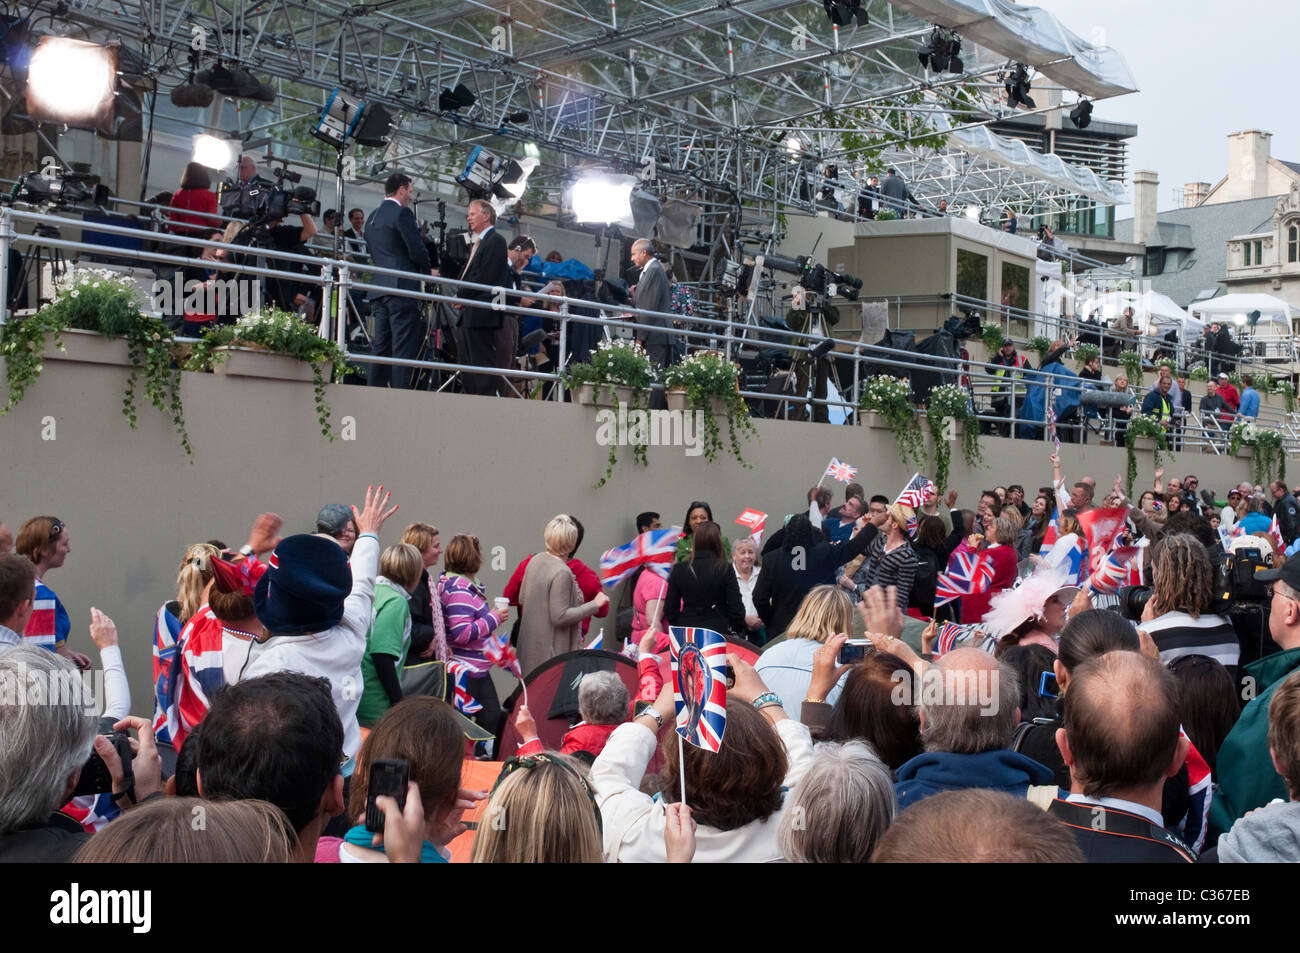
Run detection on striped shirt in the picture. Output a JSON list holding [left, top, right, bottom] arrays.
[[1143, 611, 1239, 674], [852, 536, 916, 611], [440, 572, 499, 674]]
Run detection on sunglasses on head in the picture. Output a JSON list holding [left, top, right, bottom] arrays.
[[48, 519, 64, 541]]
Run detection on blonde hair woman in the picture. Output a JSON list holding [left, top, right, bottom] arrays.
[[515, 515, 609, 676], [173, 543, 220, 624], [754, 586, 854, 718], [471, 753, 603, 863]]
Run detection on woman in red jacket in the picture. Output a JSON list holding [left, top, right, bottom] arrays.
[[956, 514, 1020, 624], [168, 163, 220, 242]]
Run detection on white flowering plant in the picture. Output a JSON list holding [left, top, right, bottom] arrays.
[[185, 307, 351, 440], [1, 267, 190, 454], [1228, 422, 1285, 485], [563, 338, 658, 391], [925, 383, 982, 491], [663, 350, 756, 465], [859, 375, 923, 467]]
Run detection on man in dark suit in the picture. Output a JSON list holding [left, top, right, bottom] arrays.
[[453, 199, 510, 396], [363, 173, 432, 389], [1047, 651, 1195, 862], [629, 238, 673, 368]]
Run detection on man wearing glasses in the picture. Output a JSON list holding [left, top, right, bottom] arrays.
[[1209, 556, 1300, 838], [13, 516, 91, 670]]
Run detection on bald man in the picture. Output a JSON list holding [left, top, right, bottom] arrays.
[[893, 648, 1055, 809], [1047, 651, 1194, 862]]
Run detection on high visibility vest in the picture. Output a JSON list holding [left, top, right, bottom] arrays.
[[992, 355, 1027, 397]]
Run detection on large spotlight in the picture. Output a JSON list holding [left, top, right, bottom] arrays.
[[822, 0, 868, 27], [25, 37, 117, 130], [456, 145, 498, 198], [918, 27, 962, 74], [439, 82, 476, 112], [192, 134, 234, 171], [1069, 98, 1093, 129], [312, 88, 365, 148], [354, 102, 395, 147], [1004, 63, 1036, 109], [570, 170, 636, 226]]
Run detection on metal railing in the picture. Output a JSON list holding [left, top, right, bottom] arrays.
[[3, 205, 1298, 455]]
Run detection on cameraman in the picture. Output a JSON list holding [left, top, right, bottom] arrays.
[[261, 209, 319, 319], [1137, 534, 1239, 678]]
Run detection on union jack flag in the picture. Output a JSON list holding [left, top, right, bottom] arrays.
[[669, 626, 729, 752], [172, 606, 226, 751], [152, 604, 183, 746], [934, 551, 995, 607], [1088, 545, 1141, 594], [1038, 508, 1060, 555], [60, 793, 121, 834], [1043, 533, 1089, 584], [825, 457, 858, 483], [446, 659, 483, 715], [895, 473, 936, 509], [599, 528, 682, 587], [485, 629, 524, 680], [934, 620, 969, 657]]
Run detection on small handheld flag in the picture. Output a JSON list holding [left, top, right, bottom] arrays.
[[934, 550, 995, 607], [735, 508, 768, 545], [1048, 407, 1060, 452], [825, 457, 858, 483], [668, 626, 729, 753], [895, 473, 936, 509], [599, 528, 682, 587]]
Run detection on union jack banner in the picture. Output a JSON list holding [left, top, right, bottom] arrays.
[[446, 659, 483, 716], [151, 604, 183, 746], [1088, 545, 1141, 594], [895, 473, 936, 509], [669, 626, 729, 752], [599, 527, 682, 587], [934, 620, 969, 657], [825, 457, 858, 483], [934, 551, 995, 607]]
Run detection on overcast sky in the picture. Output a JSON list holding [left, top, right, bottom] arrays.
[[1035, 0, 1300, 216]]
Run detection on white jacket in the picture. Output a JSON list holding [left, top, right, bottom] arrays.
[[241, 533, 379, 758], [590, 718, 814, 862]]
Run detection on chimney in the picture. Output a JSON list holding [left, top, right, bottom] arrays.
[[1228, 130, 1271, 199], [1184, 181, 1210, 207], [1133, 169, 1158, 245]]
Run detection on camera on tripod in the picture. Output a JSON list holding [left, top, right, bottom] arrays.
[[8, 169, 110, 210], [762, 253, 862, 302], [220, 166, 321, 221]]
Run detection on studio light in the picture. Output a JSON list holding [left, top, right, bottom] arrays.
[[1004, 63, 1036, 109], [191, 134, 234, 171], [964, 204, 982, 221], [504, 109, 530, 124], [918, 27, 962, 74], [170, 80, 214, 108], [822, 0, 868, 28], [523, 142, 540, 158], [456, 145, 498, 198], [1069, 98, 1093, 129], [783, 133, 803, 157], [439, 82, 476, 112], [312, 88, 365, 148], [354, 103, 394, 147], [25, 37, 117, 130], [570, 170, 636, 227]]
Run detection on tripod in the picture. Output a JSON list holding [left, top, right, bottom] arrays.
[[6, 220, 68, 311]]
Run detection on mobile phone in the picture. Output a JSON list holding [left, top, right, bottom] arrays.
[[838, 639, 872, 665], [724, 665, 735, 689], [1038, 670, 1060, 700], [72, 716, 133, 797], [365, 758, 409, 834]]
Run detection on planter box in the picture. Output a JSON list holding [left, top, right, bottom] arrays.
[[214, 346, 323, 383], [1131, 436, 1157, 452], [709, 395, 730, 417], [1235, 445, 1253, 459], [574, 383, 595, 406], [42, 329, 134, 367], [920, 411, 964, 441], [863, 410, 892, 430], [666, 389, 689, 413], [590, 383, 635, 409]]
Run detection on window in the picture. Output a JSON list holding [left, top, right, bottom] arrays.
[[1243, 242, 1253, 267], [956, 249, 988, 301], [1254, 240, 1264, 265], [1144, 248, 1165, 276], [1000, 261, 1030, 313], [1289, 225, 1298, 263]]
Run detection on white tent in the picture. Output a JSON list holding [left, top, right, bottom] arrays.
[[1189, 293, 1292, 328], [1076, 290, 1195, 332]]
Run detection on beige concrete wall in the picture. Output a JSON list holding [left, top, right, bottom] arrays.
[[0, 355, 1268, 707]]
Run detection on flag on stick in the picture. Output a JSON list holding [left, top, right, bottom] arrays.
[[668, 626, 729, 753], [599, 528, 682, 587], [825, 457, 858, 483]]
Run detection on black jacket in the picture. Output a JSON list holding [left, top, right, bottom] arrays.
[[0, 813, 86, 863], [458, 227, 510, 329], [1275, 493, 1300, 545], [665, 554, 747, 635], [1048, 798, 1194, 863], [407, 568, 436, 660], [752, 522, 878, 639], [363, 198, 431, 294]]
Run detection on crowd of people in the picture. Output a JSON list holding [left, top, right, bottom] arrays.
[[3, 445, 1300, 864]]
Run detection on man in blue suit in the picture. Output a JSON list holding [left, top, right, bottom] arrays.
[[363, 172, 432, 389]]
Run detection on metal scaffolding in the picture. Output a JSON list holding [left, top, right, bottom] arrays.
[[40, 0, 1135, 237]]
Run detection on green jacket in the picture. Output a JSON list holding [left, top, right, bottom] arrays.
[[1209, 646, 1300, 837]]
